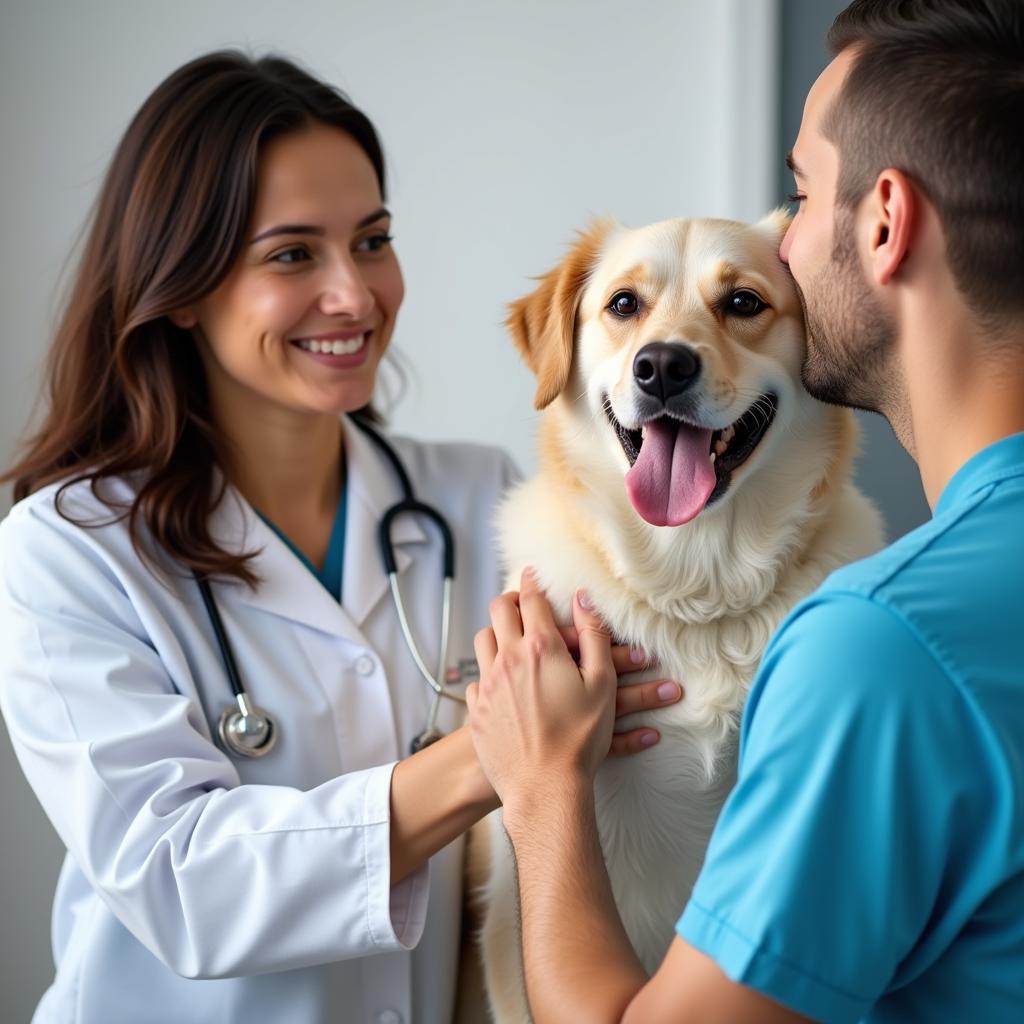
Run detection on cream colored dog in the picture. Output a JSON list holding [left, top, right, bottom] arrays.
[[464, 213, 884, 1023]]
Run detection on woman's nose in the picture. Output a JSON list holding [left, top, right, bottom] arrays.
[[318, 257, 375, 320]]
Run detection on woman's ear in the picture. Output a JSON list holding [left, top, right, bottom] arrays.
[[168, 309, 198, 330], [505, 220, 613, 410]]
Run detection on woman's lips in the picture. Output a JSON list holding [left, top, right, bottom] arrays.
[[290, 330, 371, 367]]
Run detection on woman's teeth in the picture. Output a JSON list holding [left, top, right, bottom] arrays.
[[297, 333, 367, 355]]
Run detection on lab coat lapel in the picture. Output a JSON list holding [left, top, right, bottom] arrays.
[[342, 416, 427, 628], [206, 420, 425, 639], [207, 486, 354, 640]]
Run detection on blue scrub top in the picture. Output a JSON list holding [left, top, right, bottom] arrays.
[[256, 485, 348, 603], [678, 433, 1024, 1022]]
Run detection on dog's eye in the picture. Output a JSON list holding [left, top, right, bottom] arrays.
[[725, 290, 768, 318], [608, 291, 639, 317]]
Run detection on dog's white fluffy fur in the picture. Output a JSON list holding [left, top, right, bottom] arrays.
[[465, 213, 884, 1023]]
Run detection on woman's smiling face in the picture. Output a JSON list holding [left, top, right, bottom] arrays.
[[186, 124, 404, 420]]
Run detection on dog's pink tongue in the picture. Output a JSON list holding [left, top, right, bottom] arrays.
[[625, 419, 715, 527]]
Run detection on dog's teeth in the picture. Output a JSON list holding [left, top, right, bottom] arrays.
[[710, 452, 716, 464]]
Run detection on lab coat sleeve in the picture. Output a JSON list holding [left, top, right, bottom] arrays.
[[0, 501, 430, 979]]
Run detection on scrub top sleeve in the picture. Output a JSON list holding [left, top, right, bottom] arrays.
[[677, 594, 996, 1024], [0, 505, 428, 980]]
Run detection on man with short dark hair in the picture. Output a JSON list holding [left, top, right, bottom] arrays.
[[467, 1, 1024, 1020]]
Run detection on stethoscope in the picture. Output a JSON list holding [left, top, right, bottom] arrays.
[[195, 415, 465, 761]]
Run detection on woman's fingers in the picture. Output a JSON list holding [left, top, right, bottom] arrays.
[[557, 627, 654, 675], [608, 728, 661, 758], [614, 679, 683, 719]]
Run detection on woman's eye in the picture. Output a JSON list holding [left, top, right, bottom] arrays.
[[356, 233, 394, 253], [725, 290, 768, 318], [787, 191, 806, 206], [608, 290, 639, 317], [269, 246, 310, 265]]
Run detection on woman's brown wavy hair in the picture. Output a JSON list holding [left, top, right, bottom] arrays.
[[1, 51, 386, 587]]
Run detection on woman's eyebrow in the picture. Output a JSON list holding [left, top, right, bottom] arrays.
[[249, 207, 391, 245], [356, 206, 391, 228]]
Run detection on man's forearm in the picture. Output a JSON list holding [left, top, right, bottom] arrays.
[[503, 778, 648, 1024]]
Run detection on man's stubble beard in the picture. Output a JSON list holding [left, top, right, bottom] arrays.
[[795, 206, 908, 438]]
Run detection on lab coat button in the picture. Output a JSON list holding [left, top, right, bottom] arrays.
[[355, 654, 376, 676], [375, 1011, 402, 1024]]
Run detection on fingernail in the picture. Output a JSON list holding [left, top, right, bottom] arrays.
[[639, 730, 659, 747], [657, 682, 679, 702], [629, 646, 647, 665], [523, 565, 537, 581], [577, 589, 593, 610]]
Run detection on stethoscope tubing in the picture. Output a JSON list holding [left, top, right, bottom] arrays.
[[200, 415, 464, 758], [359, 418, 466, 723]]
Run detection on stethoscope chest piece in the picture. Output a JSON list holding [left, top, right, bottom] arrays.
[[218, 692, 278, 758], [196, 572, 279, 759]]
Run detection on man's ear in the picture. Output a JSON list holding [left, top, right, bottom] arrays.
[[505, 220, 613, 410], [867, 168, 916, 286]]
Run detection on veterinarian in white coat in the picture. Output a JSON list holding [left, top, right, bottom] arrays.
[[0, 50, 515, 1024], [0, 51, 676, 1024], [0, 424, 512, 1024]]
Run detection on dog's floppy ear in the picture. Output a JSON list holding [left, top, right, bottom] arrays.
[[506, 220, 612, 410]]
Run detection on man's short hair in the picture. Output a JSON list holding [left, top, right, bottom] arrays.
[[825, 0, 1024, 324]]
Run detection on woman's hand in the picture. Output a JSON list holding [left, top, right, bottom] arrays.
[[466, 569, 681, 806]]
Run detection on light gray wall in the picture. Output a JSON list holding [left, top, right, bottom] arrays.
[[0, 1, 779, 1017], [778, 0, 931, 541]]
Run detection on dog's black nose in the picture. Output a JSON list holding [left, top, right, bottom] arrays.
[[632, 342, 701, 402]]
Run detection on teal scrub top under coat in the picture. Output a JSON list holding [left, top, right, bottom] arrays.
[[678, 432, 1024, 1023], [256, 484, 348, 603]]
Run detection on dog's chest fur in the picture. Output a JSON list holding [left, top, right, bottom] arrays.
[[493, 470, 876, 972]]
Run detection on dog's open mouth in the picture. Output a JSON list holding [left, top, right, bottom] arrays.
[[605, 393, 778, 527]]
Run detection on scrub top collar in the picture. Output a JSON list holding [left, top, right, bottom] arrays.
[[935, 430, 1024, 518]]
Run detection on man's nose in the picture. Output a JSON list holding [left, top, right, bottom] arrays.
[[779, 223, 794, 265]]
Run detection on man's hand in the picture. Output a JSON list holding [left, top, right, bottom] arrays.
[[467, 568, 621, 807], [564, 628, 683, 756]]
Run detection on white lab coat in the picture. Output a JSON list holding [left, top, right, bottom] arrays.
[[0, 418, 517, 1024]]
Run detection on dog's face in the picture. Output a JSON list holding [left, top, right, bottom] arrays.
[[508, 214, 814, 527]]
